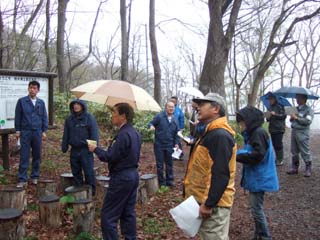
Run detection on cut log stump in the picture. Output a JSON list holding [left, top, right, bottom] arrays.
[[37, 179, 57, 198], [64, 185, 92, 200], [0, 186, 26, 211], [39, 195, 62, 228], [140, 174, 159, 197], [60, 173, 74, 192], [137, 180, 148, 204], [0, 208, 25, 240], [73, 199, 95, 234]]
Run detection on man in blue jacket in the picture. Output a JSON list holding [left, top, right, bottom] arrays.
[[15, 80, 48, 187], [61, 99, 99, 195], [170, 96, 184, 160], [148, 101, 179, 187], [88, 103, 141, 240]]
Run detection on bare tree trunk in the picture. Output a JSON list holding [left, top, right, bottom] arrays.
[[45, 0, 51, 72], [57, 0, 69, 92], [0, 9, 3, 68], [199, 0, 242, 97], [149, 0, 161, 104], [120, 0, 129, 81]]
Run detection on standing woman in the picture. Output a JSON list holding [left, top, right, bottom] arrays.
[[266, 93, 286, 166]]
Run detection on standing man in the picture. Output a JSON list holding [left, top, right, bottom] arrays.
[[15, 80, 48, 187], [265, 93, 286, 166], [61, 99, 99, 195], [148, 101, 179, 187], [88, 103, 141, 240], [170, 96, 185, 160], [184, 93, 236, 240], [287, 94, 313, 177]]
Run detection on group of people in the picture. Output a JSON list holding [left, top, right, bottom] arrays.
[[15, 80, 141, 239], [14, 80, 314, 240]]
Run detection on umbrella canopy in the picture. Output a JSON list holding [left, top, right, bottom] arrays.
[[260, 91, 292, 110], [178, 86, 204, 98], [71, 80, 161, 112], [274, 86, 319, 100]]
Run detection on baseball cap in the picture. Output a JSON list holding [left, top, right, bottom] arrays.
[[192, 92, 226, 110]]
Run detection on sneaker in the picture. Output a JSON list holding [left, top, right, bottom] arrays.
[[16, 182, 27, 188], [32, 179, 38, 185]]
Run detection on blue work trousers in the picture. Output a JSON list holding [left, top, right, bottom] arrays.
[[249, 192, 271, 240], [154, 146, 174, 186], [70, 148, 96, 194], [18, 130, 42, 182], [101, 169, 139, 240]]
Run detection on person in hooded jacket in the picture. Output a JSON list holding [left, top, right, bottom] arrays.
[[265, 93, 286, 166], [236, 106, 279, 240], [61, 99, 99, 195]]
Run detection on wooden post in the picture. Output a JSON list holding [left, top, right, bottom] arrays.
[[137, 180, 148, 204], [0, 208, 25, 239], [140, 174, 159, 197], [37, 179, 57, 198], [39, 195, 62, 228], [73, 199, 95, 234], [1, 134, 10, 170], [0, 186, 26, 211], [60, 173, 74, 192], [64, 185, 92, 200]]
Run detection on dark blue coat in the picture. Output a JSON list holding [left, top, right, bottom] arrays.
[[61, 99, 99, 152], [148, 111, 179, 148], [94, 123, 141, 174], [15, 96, 48, 132]]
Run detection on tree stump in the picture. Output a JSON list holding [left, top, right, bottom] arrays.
[[60, 173, 74, 192], [37, 179, 57, 198], [0, 186, 26, 211], [137, 180, 148, 204], [140, 174, 159, 197], [64, 185, 92, 200], [39, 195, 62, 228], [73, 199, 95, 234], [0, 208, 25, 240]]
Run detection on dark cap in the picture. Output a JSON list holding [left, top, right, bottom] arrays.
[[192, 92, 226, 110], [266, 92, 276, 99]]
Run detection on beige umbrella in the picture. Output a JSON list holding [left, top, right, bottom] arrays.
[[71, 80, 161, 112]]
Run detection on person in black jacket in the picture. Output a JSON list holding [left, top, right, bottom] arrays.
[[88, 103, 141, 240], [265, 93, 286, 166], [61, 99, 99, 195]]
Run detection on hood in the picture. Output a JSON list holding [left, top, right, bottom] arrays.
[[69, 99, 87, 114], [236, 106, 264, 133]]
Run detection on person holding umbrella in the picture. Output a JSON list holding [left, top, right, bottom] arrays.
[[287, 94, 314, 177], [265, 93, 287, 166]]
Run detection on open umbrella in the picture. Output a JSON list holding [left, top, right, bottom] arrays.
[[260, 91, 292, 110], [71, 80, 161, 112], [178, 86, 204, 98], [274, 86, 319, 100]]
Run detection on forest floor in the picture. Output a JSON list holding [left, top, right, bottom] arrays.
[[1, 126, 320, 240]]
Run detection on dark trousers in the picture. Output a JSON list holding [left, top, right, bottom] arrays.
[[270, 133, 284, 152], [18, 130, 42, 182], [154, 146, 174, 186], [70, 148, 96, 194], [101, 169, 139, 240]]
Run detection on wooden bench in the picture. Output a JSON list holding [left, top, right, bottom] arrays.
[[39, 195, 62, 228], [73, 199, 95, 234], [140, 173, 159, 197], [0, 208, 25, 239], [0, 186, 26, 211]]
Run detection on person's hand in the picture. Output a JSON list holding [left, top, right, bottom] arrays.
[[290, 113, 298, 120], [149, 125, 155, 131], [199, 204, 213, 219], [16, 132, 20, 140], [42, 132, 47, 140], [270, 111, 276, 115], [88, 144, 96, 152], [174, 144, 179, 150]]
